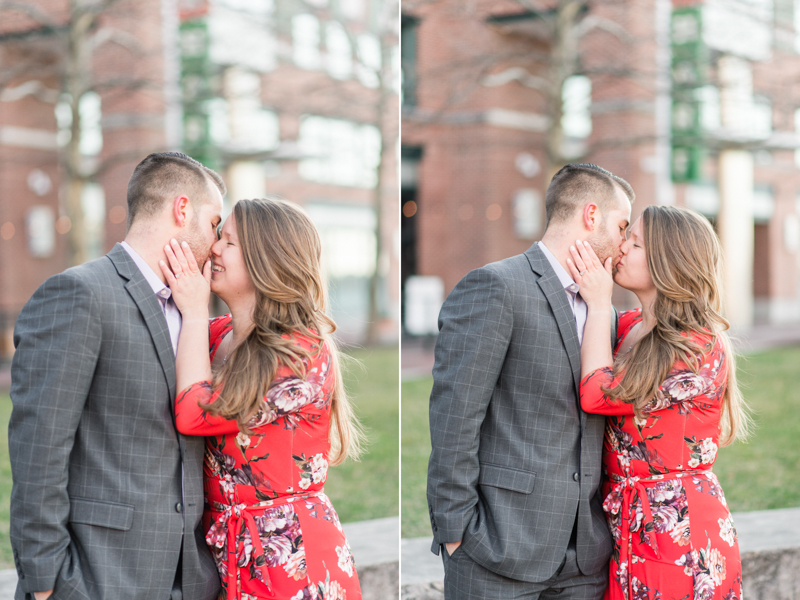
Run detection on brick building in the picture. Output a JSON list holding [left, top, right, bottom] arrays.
[[0, 0, 399, 360], [401, 0, 800, 333]]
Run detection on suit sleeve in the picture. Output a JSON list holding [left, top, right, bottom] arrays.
[[426, 266, 513, 547], [9, 271, 102, 593]]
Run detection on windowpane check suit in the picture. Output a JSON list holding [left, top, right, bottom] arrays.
[[9, 244, 219, 600], [427, 243, 613, 589]]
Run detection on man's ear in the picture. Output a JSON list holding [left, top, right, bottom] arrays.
[[583, 202, 599, 232], [172, 196, 191, 227]]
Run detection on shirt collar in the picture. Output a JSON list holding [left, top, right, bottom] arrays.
[[538, 241, 580, 295], [120, 241, 173, 301]]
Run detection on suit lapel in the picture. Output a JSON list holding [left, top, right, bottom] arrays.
[[525, 244, 582, 404], [107, 244, 177, 404]]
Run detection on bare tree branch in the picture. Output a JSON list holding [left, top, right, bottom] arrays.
[[0, 2, 62, 29], [0, 79, 60, 103], [481, 67, 550, 92]]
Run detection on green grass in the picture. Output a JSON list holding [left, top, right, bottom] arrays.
[[713, 347, 800, 510], [325, 346, 399, 522], [0, 346, 398, 569], [401, 377, 434, 538], [402, 346, 800, 538]]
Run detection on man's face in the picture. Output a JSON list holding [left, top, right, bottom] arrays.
[[180, 179, 223, 268], [586, 185, 631, 274]]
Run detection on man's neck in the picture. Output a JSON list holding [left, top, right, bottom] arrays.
[[540, 227, 586, 276], [124, 230, 170, 285]]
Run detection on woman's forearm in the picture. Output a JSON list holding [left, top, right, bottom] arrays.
[[175, 313, 212, 392], [580, 304, 614, 379]]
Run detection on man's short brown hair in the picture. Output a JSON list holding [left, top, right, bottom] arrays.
[[126, 152, 226, 228], [545, 163, 634, 228]]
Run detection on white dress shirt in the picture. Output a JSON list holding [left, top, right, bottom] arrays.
[[121, 241, 182, 354], [538, 241, 588, 344]]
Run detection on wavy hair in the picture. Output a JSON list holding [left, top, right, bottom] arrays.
[[604, 206, 751, 446], [204, 198, 364, 464]]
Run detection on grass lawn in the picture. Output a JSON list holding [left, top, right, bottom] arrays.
[[0, 346, 398, 569], [325, 346, 399, 522], [402, 345, 800, 538]]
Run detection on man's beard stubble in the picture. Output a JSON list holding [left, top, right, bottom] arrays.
[[586, 225, 620, 276], [180, 212, 212, 269]]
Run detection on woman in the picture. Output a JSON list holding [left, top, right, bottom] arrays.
[[159, 198, 363, 600], [566, 206, 750, 600]]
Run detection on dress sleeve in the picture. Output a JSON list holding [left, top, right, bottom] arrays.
[[175, 382, 240, 435], [174, 336, 333, 436], [580, 367, 635, 415]]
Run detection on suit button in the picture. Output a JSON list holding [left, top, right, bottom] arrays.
[[573, 472, 580, 481], [175, 502, 183, 513]]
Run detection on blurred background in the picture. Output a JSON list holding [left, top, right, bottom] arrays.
[[0, 0, 399, 572], [400, 0, 800, 593], [402, 0, 800, 334]]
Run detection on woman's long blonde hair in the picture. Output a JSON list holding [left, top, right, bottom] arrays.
[[204, 198, 364, 464], [605, 206, 751, 446]]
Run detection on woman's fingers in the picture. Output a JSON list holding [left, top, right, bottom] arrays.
[[159, 259, 176, 283], [179, 240, 201, 273], [566, 257, 581, 280], [169, 238, 191, 274], [569, 244, 587, 275], [164, 242, 182, 277], [577, 240, 601, 268]]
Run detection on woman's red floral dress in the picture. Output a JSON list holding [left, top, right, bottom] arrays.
[[175, 315, 362, 600], [580, 309, 741, 600]]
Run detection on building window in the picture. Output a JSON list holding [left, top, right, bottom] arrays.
[[561, 75, 591, 139], [293, 14, 321, 70], [356, 33, 381, 88], [325, 21, 353, 80], [401, 15, 418, 106], [305, 203, 376, 342], [339, 0, 364, 20], [298, 116, 381, 188], [794, 107, 800, 167], [209, 2, 276, 73]]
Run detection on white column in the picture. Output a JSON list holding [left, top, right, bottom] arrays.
[[717, 55, 754, 328], [717, 150, 754, 328], [227, 162, 267, 204]]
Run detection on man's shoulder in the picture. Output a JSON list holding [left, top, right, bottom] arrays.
[[28, 254, 120, 306], [460, 247, 539, 288]]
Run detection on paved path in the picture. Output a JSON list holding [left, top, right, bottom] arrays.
[[0, 516, 399, 599], [400, 507, 800, 586]]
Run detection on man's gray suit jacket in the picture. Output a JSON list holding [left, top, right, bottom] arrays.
[[427, 242, 613, 583], [9, 244, 219, 600]]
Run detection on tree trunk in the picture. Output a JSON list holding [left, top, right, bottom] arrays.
[[363, 33, 393, 347], [62, 0, 95, 265], [545, 0, 585, 180]]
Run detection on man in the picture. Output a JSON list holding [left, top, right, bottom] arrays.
[[9, 152, 225, 600], [427, 163, 634, 599]]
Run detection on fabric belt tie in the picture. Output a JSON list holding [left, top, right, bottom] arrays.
[[603, 468, 709, 600], [208, 490, 325, 600]]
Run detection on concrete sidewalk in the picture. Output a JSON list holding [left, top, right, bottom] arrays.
[[401, 321, 800, 381], [0, 516, 398, 600]]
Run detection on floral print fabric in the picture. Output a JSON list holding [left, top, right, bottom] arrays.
[[580, 309, 741, 600], [175, 315, 361, 600]]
